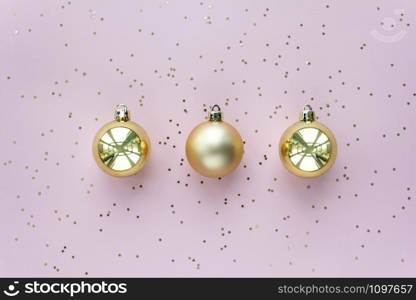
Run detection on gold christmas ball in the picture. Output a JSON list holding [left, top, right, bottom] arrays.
[[186, 105, 244, 178], [279, 105, 337, 178], [92, 104, 150, 177]]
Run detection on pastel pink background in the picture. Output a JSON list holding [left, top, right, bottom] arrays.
[[1, 0, 415, 277]]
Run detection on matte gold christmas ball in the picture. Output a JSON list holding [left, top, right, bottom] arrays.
[[279, 105, 337, 178], [92, 104, 150, 177], [186, 105, 244, 178]]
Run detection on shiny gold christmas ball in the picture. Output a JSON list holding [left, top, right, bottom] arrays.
[[279, 105, 337, 178], [186, 105, 244, 178], [92, 104, 150, 177]]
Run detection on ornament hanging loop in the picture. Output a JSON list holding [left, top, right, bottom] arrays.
[[300, 104, 315, 123], [114, 104, 130, 122], [209, 104, 223, 122]]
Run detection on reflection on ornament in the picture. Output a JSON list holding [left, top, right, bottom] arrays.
[[279, 105, 337, 178], [186, 105, 244, 178], [92, 104, 150, 177]]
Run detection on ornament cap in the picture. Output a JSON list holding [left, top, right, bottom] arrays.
[[209, 105, 223, 122], [300, 104, 315, 122], [114, 104, 130, 122]]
